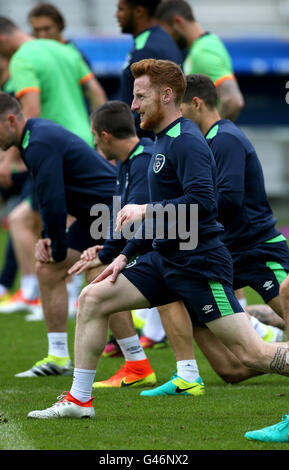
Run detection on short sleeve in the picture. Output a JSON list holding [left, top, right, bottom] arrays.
[[190, 50, 234, 86], [73, 48, 94, 85], [9, 56, 40, 99]]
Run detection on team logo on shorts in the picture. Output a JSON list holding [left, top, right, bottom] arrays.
[[263, 280, 274, 290], [153, 154, 166, 174], [125, 259, 137, 269], [202, 305, 213, 314]]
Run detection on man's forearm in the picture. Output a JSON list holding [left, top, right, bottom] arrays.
[[83, 78, 107, 109]]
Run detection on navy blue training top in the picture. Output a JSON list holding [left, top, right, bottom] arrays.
[[205, 119, 279, 253], [121, 117, 224, 260], [19, 118, 116, 261], [98, 138, 153, 264], [120, 25, 183, 137], [120, 25, 183, 106]]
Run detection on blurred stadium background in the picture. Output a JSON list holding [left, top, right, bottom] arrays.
[[0, 0, 289, 219]]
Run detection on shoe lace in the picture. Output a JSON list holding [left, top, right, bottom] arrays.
[[34, 356, 50, 367], [52, 392, 70, 408]]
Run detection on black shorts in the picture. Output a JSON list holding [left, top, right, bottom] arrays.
[[122, 245, 243, 325], [67, 219, 105, 253], [232, 235, 289, 303]]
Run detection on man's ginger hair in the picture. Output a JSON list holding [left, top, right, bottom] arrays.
[[131, 59, 186, 105]]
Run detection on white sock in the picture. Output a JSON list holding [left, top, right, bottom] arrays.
[[70, 368, 96, 402], [142, 307, 166, 342], [238, 297, 247, 309], [48, 332, 69, 358], [0, 284, 8, 296], [117, 335, 147, 361], [67, 274, 84, 299], [20, 274, 39, 300], [250, 316, 268, 338], [177, 359, 200, 382]]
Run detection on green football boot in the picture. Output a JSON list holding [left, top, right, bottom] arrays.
[[140, 373, 204, 397]]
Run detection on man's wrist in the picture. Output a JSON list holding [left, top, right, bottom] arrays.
[[119, 254, 128, 264]]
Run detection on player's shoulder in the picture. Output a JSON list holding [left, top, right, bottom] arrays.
[[129, 138, 153, 167], [196, 33, 226, 50], [26, 118, 74, 146], [133, 25, 182, 60], [64, 40, 91, 66], [20, 119, 55, 156], [165, 118, 210, 158], [193, 33, 230, 64], [213, 120, 247, 142], [139, 137, 154, 155], [172, 118, 206, 144], [148, 25, 175, 43], [24, 118, 56, 141], [208, 120, 252, 152], [12, 39, 65, 63]]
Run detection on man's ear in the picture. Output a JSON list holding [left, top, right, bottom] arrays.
[[173, 15, 185, 27], [134, 5, 146, 20], [101, 130, 111, 142], [8, 113, 17, 126], [192, 96, 202, 110]]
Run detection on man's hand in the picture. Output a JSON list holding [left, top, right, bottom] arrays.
[[80, 245, 104, 261], [115, 204, 147, 231], [91, 254, 128, 284], [67, 245, 104, 275], [35, 238, 53, 263], [68, 257, 102, 276]]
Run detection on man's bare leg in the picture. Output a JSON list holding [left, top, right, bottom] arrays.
[[234, 287, 247, 308], [156, 301, 202, 385], [157, 301, 194, 361], [26, 274, 150, 417], [208, 312, 289, 375], [15, 248, 85, 377], [8, 201, 41, 304], [86, 267, 138, 341], [74, 274, 149, 369], [36, 248, 81, 332], [157, 301, 263, 383], [81, 267, 156, 388], [277, 276, 289, 338], [193, 326, 264, 383], [9, 201, 41, 276], [86, 266, 149, 341], [245, 304, 285, 330]]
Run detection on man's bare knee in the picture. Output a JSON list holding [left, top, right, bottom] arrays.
[[8, 202, 33, 229], [230, 343, 263, 370], [36, 261, 66, 286], [78, 285, 107, 321], [218, 367, 252, 384]]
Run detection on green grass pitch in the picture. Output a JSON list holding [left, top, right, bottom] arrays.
[[0, 228, 289, 451]]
